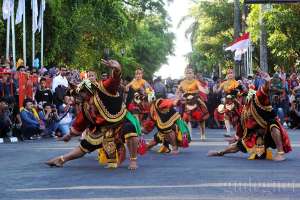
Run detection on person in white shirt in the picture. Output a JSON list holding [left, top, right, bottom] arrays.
[[52, 66, 69, 92]]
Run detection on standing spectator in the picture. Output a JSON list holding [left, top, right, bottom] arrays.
[[153, 76, 167, 99], [270, 73, 285, 123], [0, 72, 16, 98], [289, 73, 299, 91], [33, 53, 40, 69], [52, 66, 69, 106], [20, 98, 41, 140], [35, 78, 53, 106], [52, 66, 69, 92], [87, 71, 97, 82], [254, 71, 266, 90]]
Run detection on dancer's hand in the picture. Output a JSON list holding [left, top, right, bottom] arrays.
[[101, 59, 121, 71]]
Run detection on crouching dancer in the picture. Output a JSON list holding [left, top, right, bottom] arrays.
[[46, 60, 140, 170], [208, 71, 292, 161], [143, 98, 191, 154]]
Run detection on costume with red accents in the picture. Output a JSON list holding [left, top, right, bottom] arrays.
[[142, 98, 191, 153], [235, 82, 292, 159]]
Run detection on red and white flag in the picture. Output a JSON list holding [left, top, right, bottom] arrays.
[[225, 32, 250, 52]]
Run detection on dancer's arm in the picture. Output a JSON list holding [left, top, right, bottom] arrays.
[[101, 59, 122, 95]]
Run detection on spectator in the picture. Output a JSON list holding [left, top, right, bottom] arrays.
[[289, 100, 300, 129], [87, 71, 97, 82], [254, 72, 265, 90], [153, 76, 167, 99], [20, 98, 41, 140], [57, 95, 74, 137], [270, 73, 285, 123], [33, 53, 40, 69], [35, 77, 53, 106], [0, 97, 12, 139], [39, 103, 59, 138], [0, 72, 16, 98], [52, 66, 69, 92]]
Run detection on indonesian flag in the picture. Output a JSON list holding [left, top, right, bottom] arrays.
[[225, 32, 250, 52]]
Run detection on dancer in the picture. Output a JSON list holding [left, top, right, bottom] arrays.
[[208, 71, 292, 161], [218, 69, 243, 137], [125, 67, 152, 121], [142, 98, 191, 154], [46, 60, 140, 170], [177, 67, 209, 140]]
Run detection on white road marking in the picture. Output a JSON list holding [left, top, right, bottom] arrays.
[[11, 182, 300, 192]]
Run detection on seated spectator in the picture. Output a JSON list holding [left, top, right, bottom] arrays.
[[290, 100, 300, 129], [35, 77, 53, 106], [20, 98, 41, 140], [39, 103, 59, 138], [56, 95, 74, 137], [0, 97, 12, 139]]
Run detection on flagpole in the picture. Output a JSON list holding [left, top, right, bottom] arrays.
[[11, 2, 16, 69], [6, 14, 11, 60], [23, 0, 26, 67], [41, 0, 44, 68], [32, 0, 35, 67], [250, 41, 253, 75]]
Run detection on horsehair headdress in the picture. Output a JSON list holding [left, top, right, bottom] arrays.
[[76, 79, 98, 94]]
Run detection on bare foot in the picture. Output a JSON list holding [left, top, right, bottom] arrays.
[[207, 151, 224, 157], [128, 160, 138, 170], [273, 153, 286, 161], [45, 156, 64, 167]]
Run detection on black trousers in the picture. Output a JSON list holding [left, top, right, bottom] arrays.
[[21, 126, 40, 139]]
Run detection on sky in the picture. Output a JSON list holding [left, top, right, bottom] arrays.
[[154, 0, 194, 79]]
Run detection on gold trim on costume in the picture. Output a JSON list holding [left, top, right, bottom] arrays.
[[124, 132, 138, 139], [152, 99, 180, 129], [250, 101, 267, 129], [93, 94, 127, 122], [254, 95, 272, 112], [99, 81, 120, 97], [269, 124, 279, 132], [79, 145, 89, 153], [85, 134, 104, 145], [156, 111, 180, 130], [83, 102, 96, 124]]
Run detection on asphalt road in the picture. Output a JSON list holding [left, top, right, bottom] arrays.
[[1, 128, 300, 200]]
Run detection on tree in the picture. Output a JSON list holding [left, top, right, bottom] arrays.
[[181, 0, 235, 76], [0, 0, 174, 79]]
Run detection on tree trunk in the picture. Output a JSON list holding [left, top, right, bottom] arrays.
[[259, 4, 268, 72]]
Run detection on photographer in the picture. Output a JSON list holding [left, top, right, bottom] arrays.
[[39, 103, 59, 138], [56, 95, 74, 137]]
